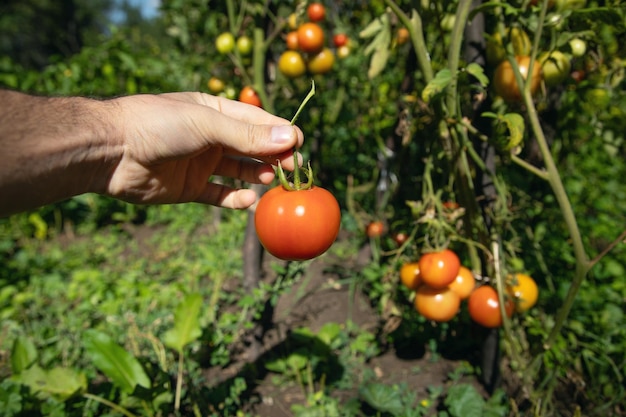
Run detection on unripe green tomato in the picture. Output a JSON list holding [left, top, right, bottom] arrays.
[[337, 45, 350, 59], [237, 35, 253, 55], [216, 32, 235, 54], [440, 14, 456, 32], [486, 27, 532, 66], [569, 38, 587, 58], [221, 86, 237, 100], [539, 51, 571, 86]]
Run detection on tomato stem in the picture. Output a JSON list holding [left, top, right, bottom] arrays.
[[277, 80, 316, 191]]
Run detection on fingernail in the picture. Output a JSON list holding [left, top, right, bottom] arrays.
[[271, 125, 295, 144]]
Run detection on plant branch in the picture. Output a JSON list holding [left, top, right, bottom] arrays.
[[83, 393, 138, 417]]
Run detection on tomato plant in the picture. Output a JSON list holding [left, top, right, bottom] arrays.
[[238, 86, 262, 108], [255, 185, 341, 261], [366, 220, 384, 238], [493, 55, 542, 102], [414, 285, 461, 322], [215, 32, 235, 54], [307, 3, 326, 22], [297, 22, 325, 53], [399, 262, 421, 291], [468, 285, 514, 328], [448, 266, 476, 300], [508, 273, 538, 312], [278, 50, 306, 79], [417, 249, 461, 289]]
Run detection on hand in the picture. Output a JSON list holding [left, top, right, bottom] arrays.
[[105, 92, 304, 209]]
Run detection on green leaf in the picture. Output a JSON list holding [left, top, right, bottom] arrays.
[[317, 322, 341, 346], [12, 365, 87, 401], [10, 336, 38, 374], [422, 69, 453, 103], [163, 293, 203, 353], [500, 113, 525, 150], [359, 382, 405, 415], [444, 384, 485, 417], [368, 45, 390, 79], [359, 14, 387, 39], [83, 329, 150, 394], [466, 63, 489, 88]]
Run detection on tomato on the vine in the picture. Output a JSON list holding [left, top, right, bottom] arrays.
[[337, 45, 350, 59], [307, 47, 335, 74], [278, 50, 306, 78], [239, 86, 262, 108], [392, 231, 408, 246], [414, 285, 461, 322], [396, 27, 409, 45], [486, 27, 532, 66], [286, 31, 299, 50], [568, 37, 586, 57], [468, 285, 514, 328], [366, 220, 384, 238], [307, 3, 326, 22], [508, 273, 538, 312], [236, 35, 253, 55], [448, 266, 476, 300], [297, 23, 325, 53], [399, 262, 421, 290], [418, 249, 461, 289], [333, 33, 348, 48], [539, 50, 571, 86], [255, 185, 341, 261], [493, 55, 542, 103], [215, 32, 235, 54], [207, 77, 225, 94]]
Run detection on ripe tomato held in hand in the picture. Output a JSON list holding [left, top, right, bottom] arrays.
[[399, 262, 421, 290], [297, 22, 325, 53], [508, 273, 538, 312], [255, 185, 341, 261], [414, 285, 461, 322], [239, 86, 262, 108], [418, 249, 461, 289], [307, 3, 326, 22], [468, 285, 515, 328], [448, 266, 476, 300]]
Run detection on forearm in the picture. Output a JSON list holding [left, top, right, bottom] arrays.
[[0, 90, 122, 217]]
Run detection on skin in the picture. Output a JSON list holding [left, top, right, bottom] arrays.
[[0, 89, 304, 217]]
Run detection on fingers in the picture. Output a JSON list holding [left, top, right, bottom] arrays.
[[194, 183, 259, 209]]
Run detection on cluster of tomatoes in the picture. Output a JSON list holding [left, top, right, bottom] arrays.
[[278, 3, 349, 79], [400, 249, 539, 328], [489, 22, 586, 103]]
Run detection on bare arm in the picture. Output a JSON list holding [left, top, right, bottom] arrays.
[[0, 90, 303, 217]]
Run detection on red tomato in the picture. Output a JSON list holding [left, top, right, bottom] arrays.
[[392, 232, 409, 246], [333, 33, 348, 48], [255, 186, 341, 261], [468, 285, 515, 328], [307, 3, 326, 22], [448, 266, 476, 300], [366, 221, 384, 238], [414, 285, 461, 322], [418, 249, 461, 289], [297, 22, 325, 53], [399, 262, 421, 290], [286, 31, 299, 50], [239, 86, 262, 108]]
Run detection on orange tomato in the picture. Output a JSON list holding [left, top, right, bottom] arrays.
[[307, 3, 326, 22], [493, 55, 542, 102], [297, 22, 325, 53], [468, 285, 515, 328], [239, 86, 262, 108], [418, 249, 461, 289], [286, 31, 299, 50], [414, 285, 461, 322], [396, 27, 409, 45], [278, 50, 306, 78], [448, 266, 476, 300], [508, 273, 538, 312], [399, 262, 421, 291]]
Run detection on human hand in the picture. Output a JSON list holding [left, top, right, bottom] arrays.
[[105, 92, 304, 209]]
